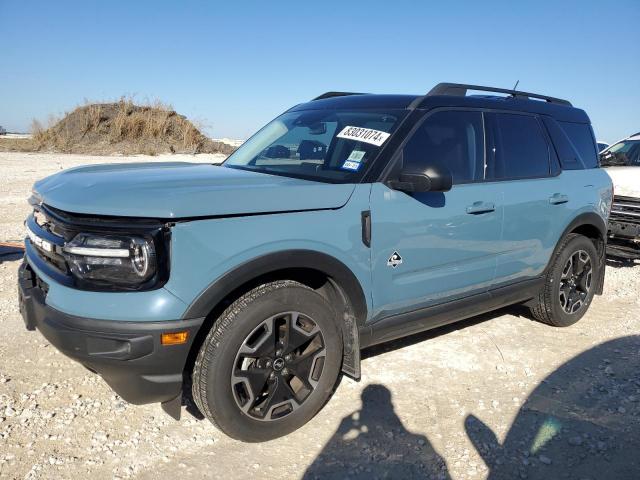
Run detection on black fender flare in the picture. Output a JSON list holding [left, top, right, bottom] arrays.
[[182, 249, 368, 379], [560, 211, 607, 240]]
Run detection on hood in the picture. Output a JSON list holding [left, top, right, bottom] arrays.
[[33, 162, 356, 218], [603, 166, 640, 198]]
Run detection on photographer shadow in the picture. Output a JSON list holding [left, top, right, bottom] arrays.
[[303, 384, 450, 480], [465, 335, 640, 479]]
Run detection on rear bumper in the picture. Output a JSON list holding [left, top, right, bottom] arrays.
[[18, 261, 204, 406]]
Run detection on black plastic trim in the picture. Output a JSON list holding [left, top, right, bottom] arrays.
[[360, 277, 544, 348], [361, 211, 371, 247], [182, 250, 368, 326], [18, 261, 204, 405]]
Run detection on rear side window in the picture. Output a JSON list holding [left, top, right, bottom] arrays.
[[559, 122, 598, 168], [542, 118, 598, 170], [403, 110, 484, 184], [488, 113, 550, 180]]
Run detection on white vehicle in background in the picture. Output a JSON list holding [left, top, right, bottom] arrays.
[[600, 132, 640, 259], [597, 141, 609, 152]]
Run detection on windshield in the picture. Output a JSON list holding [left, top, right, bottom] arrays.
[[600, 139, 640, 167], [223, 109, 406, 183]]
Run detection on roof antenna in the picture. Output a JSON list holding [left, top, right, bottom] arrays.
[[512, 80, 520, 91]]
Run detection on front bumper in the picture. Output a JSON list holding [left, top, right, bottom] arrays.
[[18, 261, 204, 409], [607, 195, 640, 259]]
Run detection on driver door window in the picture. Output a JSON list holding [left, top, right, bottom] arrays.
[[403, 110, 485, 184]]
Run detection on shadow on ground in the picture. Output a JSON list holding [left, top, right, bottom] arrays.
[[606, 257, 638, 269], [302, 384, 451, 479], [303, 335, 640, 479], [466, 334, 640, 479]]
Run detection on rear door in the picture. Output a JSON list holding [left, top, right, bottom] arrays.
[[485, 112, 564, 285], [369, 109, 503, 321]]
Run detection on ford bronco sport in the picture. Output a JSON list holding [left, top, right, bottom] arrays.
[[19, 83, 613, 442]]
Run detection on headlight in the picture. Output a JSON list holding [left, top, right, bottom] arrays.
[[62, 233, 157, 288]]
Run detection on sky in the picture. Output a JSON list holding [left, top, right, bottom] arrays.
[[1, 0, 638, 143]]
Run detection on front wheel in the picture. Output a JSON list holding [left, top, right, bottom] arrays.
[[192, 281, 343, 442], [529, 234, 599, 327]]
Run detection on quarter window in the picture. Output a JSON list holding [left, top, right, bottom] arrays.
[[489, 114, 550, 179], [403, 110, 484, 184], [559, 122, 598, 168]]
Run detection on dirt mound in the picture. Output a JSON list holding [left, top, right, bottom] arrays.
[[28, 100, 236, 156]]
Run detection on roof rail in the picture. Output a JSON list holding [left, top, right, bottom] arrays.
[[421, 82, 572, 107], [312, 91, 363, 101]]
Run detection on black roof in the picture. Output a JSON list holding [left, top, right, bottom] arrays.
[[292, 94, 420, 111], [292, 83, 590, 123]]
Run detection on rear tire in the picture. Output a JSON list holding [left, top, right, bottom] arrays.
[[192, 280, 343, 442], [529, 234, 599, 327]]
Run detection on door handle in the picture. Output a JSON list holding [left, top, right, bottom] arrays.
[[549, 193, 569, 205], [466, 201, 495, 215]]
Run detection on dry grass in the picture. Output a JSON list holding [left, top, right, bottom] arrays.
[[83, 104, 103, 133], [0, 98, 236, 156]]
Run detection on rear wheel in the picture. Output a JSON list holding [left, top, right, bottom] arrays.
[[192, 280, 342, 442], [529, 234, 599, 327]]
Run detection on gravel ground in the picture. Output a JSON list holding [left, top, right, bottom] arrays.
[[0, 151, 638, 480]]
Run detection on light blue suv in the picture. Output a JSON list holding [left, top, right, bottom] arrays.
[[19, 83, 613, 441]]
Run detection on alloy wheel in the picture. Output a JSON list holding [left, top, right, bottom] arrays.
[[231, 312, 326, 421], [559, 249, 593, 314]]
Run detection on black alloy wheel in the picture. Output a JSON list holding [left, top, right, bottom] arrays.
[[231, 311, 326, 421], [191, 281, 343, 442], [529, 233, 600, 327], [558, 249, 593, 314]]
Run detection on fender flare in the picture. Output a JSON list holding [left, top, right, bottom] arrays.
[[182, 249, 367, 321], [559, 211, 607, 240], [181, 250, 367, 379], [548, 211, 607, 294]]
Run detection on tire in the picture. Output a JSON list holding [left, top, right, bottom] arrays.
[[192, 280, 343, 442], [529, 234, 599, 327]]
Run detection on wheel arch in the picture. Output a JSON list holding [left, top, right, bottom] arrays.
[[550, 211, 607, 294], [182, 250, 367, 379]]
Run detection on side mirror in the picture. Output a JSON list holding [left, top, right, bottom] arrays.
[[388, 165, 452, 193]]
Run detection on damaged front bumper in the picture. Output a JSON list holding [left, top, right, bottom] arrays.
[[18, 260, 204, 418], [607, 195, 640, 259]]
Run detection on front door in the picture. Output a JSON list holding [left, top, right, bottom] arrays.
[[369, 110, 503, 321]]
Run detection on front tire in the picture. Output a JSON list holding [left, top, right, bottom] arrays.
[[529, 234, 599, 327], [192, 280, 343, 442]]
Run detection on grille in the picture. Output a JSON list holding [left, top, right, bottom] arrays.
[[28, 206, 70, 274], [610, 195, 640, 225]]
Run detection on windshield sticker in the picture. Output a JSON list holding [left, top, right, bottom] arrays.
[[347, 150, 366, 162], [341, 160, 362, 171], [337, 126, 390, 147]]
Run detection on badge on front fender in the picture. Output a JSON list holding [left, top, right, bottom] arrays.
[[387, 251, 403, 268]]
